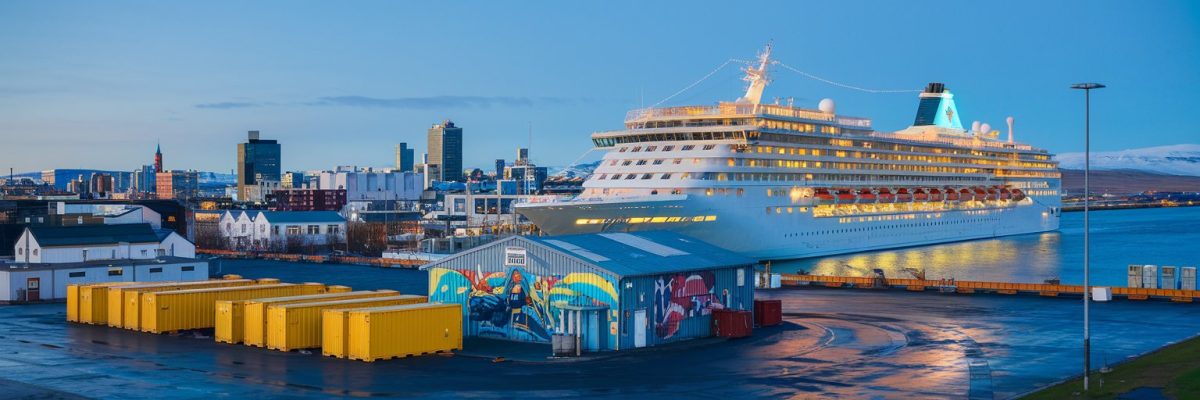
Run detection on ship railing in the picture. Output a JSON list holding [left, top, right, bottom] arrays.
[[625, 102, 848, 124], [516, 194, 687, 205]]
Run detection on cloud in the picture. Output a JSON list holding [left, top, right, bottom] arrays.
[[308, 95, 579, 109], [195, 101, 264, 109]]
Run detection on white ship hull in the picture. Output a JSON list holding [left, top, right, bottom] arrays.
[[518, 194, 1060, 261]]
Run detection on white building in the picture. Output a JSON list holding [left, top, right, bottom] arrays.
[[252, 211, 346, 248], [15, 224, 168, 264], [52, 202, 162, 229], [316, 166, 423, 201], [0, 258, 209, 302], [219, 211, 256, 249]]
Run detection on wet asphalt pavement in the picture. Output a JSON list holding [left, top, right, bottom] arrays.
[[1, 260, 1199, 399]]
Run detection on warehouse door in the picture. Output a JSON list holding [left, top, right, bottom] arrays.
[[26, 278, 40, 301], [633, 309, 646, 348], [586, 311, 600, 351]]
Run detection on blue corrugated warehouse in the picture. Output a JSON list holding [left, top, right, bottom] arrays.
[[421, 231, 755, 352]]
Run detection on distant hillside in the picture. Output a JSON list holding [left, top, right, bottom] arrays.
[[1056, 144, 1200, 177], [1061, 169, 1200, 194]]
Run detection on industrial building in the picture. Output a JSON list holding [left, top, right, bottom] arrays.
[[0, 257, 209, 302], [422, 231, 755, 352]]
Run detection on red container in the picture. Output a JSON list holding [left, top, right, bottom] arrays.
[[753, 299, 783, 327], [712, 309, 753, 338]]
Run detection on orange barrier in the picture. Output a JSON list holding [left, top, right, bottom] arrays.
[[197, 249, 424, 267], [780, 274, 1200, 302]]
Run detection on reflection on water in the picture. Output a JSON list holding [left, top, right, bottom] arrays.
[[772, 207, 1200, 286]]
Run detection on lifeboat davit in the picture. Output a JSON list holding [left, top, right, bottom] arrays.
[[913, 188, 929, 202], [959, 188, 974, 202], [836, 189, 857, 204], [877, 188, 895, 203], [814, 188, 835, 205], [858, 188, 877, 203], [896, 188, 913, 202], [929, 188, 944, 202], [1012, 188, 1027, 201]]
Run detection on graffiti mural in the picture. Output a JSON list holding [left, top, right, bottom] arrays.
[[653, 271, 724, 339], [429, 266, 617, 343]]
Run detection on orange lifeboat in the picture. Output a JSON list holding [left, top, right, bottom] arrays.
[[1012, 188, 1027, 201], [858, 188, 877, 203], [928, 188, 944, 202], [914, 188, 929, 202], [943, 188, 959, 201], [836, 189, 857, 204], [877, 188, 895, 203], [973, 187, 987, 201], [814, 188, 835, 204], [959, 188, 974, 202], [985, 187, 999, 201], [999, 187, 1012, 200], [896, 188, 913, 202]]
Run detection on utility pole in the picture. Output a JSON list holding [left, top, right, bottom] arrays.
[[1071, 82, 1104, 392]]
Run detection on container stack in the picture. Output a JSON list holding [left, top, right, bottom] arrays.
[[1128, 265, 1143, 288], [1162, 266, 1178, 290], [341, 303, 463, 362], [266, 295, 427, 351], [1143, 265, 1159, 289], [220, 289, 394, 345]]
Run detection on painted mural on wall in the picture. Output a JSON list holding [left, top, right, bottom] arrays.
[[429, 266, 618, 343], [654, 271, 724, 339]]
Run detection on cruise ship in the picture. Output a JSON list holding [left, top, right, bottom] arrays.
[[516, 45, 1061, 261]]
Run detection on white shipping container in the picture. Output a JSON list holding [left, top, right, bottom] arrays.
[[1128, 265, 1143, 288], [1142, 265, 1158, 289], [1162, 266, 1178, 290], [1182, 267, 1197, 291], [770, 273, 782, 289], [1092, 287, 1112, 302]]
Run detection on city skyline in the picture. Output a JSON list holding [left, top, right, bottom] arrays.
[[2, 1, 1199, 174]]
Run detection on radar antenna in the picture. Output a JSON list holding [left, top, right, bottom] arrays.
[[739, 43, 772, 104]]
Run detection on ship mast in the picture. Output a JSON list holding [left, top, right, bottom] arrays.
[[739, 43, 772, 104]]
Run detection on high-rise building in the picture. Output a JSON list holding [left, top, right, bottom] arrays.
[[494, 159, 505, 179], [505, 165, 548, 195], [426, 121, 463, 182], [281, 171, 306, 189], [88, 173, 114, 195], [236, 130, 281, 202], [515, 148, 529, 166], [156, 170, 199, 200], [132, 165, 157, 193], [395, 143, 415, 172], [154, 143, 163, 173]]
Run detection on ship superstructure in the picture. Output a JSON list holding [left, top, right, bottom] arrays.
[[516, 46, 1061, 260]]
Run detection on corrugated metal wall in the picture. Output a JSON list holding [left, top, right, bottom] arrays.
[[426, 237, 621, 348], [618, 265, 754, 349]]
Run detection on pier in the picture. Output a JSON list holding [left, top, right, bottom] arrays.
[[779, 274, 1200, 302]]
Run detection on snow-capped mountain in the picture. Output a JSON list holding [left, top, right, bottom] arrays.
[[196, 171, 236, 185], [1055, 144, 1200, 177], [548, 160, 600, 178]]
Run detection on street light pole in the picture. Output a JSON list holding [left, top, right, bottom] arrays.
[[1071, 82, 1104, 392]]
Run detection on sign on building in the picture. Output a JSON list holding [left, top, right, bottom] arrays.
[[504, 247, 527, 267]]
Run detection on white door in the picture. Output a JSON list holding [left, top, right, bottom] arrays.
[[633, 309, 647, 348]]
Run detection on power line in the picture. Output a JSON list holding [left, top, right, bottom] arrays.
[[772, 61, 921, 94], [649, 58, 740, 108]]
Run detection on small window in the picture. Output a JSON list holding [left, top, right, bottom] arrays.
[[663, 145, 674, 151], [149, 267, 163, 273], [68, 271, 85, 278], [17, 248, 22, 255], [631, 146, 642, 152], [641, 173, 652, 180], [681, 145, 695, 151], [652, 159, 664, 165], [622, 160, 633, 166], [635, 160, 647, 166], [182, 266, 195, 272], [624, 174, 636, 180], [661, 173, 672, 179], [702, 144, 716, 150], [645, 145, 658, 151], [618, 147, 628, 153], [107, 268, 123, 276], [610, 174, 622, 180]]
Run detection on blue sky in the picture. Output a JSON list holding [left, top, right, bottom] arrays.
[[1, 1, 1197, 174]]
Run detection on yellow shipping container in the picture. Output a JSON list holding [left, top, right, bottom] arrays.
[[112, 279, 257, 329], [66, 284, 81, 322], [141, 283, 326, 334], [346, 303, 462, 362], [256, 278, 280, 284], [327, 285, 352, 293], [321, 308, 353, 358], [266, 295, 427, 351], [79, 282, 139, 325], [242, 290, 395, 348], [214, 300, 246, 344]]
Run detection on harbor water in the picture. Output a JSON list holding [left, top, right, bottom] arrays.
[[773, 206, 1200, 287]]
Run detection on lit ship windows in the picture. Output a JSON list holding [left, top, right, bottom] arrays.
[[705, 188, 714, 196], [672, 158, 682, 164]]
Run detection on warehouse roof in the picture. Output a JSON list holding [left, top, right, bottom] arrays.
[[26, 223, 160, 247], [422, 231, 754, 278], [255, 211, 345, 224]]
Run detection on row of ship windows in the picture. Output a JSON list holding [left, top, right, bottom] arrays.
[[781, 218, 998, 238], [594, 171, 994, 183], [752, 131, 1052, 161], [618, 144, 717, 153], [744, 145, 1056, 169], [593, 131, 747, 147]]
